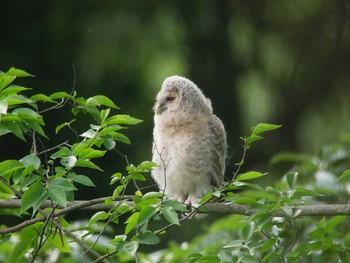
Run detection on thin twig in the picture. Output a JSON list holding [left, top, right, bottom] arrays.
[[30, 205, 58, 263], [83, 186, 131, 257], [39, 63, 77, 114], [37, 140, 70, 156], [152, 141, 171, 199], [231, 138, 248, 182], [83, 148, 131, 257], [92, 250, 118, 263], [113, 148, 130, 167]]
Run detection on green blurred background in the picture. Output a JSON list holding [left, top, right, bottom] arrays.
[[1, 0, 350, 209]]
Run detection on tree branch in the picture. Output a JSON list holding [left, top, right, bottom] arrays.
[[2, 198, 350, 234], [0, 197, 134, 234], [203, 203, 350, 216], [2, 199, 350, 218]]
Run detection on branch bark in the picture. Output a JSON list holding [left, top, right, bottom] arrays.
[[203, 203, 350, 216], [1, 198, 350, 228]]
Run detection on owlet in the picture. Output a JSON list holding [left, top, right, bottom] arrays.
[[152, 76, 227, 205]]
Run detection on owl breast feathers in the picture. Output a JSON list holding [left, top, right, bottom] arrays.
[[152, 76, 227, 205]]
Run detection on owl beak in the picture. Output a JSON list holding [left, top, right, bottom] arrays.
[[155, 102, 166, 115]]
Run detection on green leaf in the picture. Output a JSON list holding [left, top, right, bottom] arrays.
[[118, 240, 139, 255], [188, 253, 203, 261], [232, 197, 257, 205], [0, 75, 16, 90], [78, 148, 106, 159], [138, 161, 158, 171], [110, 172, 122, 185], [240, 255, 259, 263], [0, 100, 8, 114], [109, 235, 127, 246], [199, 192, 213, 205], [88, 211, 109, 226], [237, 171, 264, 181], [47, 231, 72, 253], [251, 123, 281, 136], [245, 135, 263, 144], [286, 172, 298, 189], [162, 199, 188, 212], [48, 186, 67, 207], [100, 108, 110, 123], [75, 159, 103, 171], [81, 129, 97, 139], [26, 119, 48, 138], [224, 240, 243, 248], [262, 238, 276, 252], [8, 227, 36, 262], [49, 91, 72, 100], [125, 212, 140, 234], [294, 188, 321, 197], [92, 95, 119, 109], [61, 156, 77, 168], [130, 173, 146, 181], [51, 147, 72, 159], [113, 132, 131, 144], [137, 206, 158, 227], [20, 154, 41, 170], [339, 169, 350, 181], [71, 141, 88, 156], [20, 174, 39, 189], [161, 206, 180, 225], [0, 85, 32, 95], [103, 136, 116, 150], [197, 255, 221, 263], [242, 222, 254, 240], [2, 121, 26, 140], [70, 174, 96, 187], [136, 232, 160, 245], [12, 107, 43, 120], [0, 160, 24, 179], [143, 192, 164, 199], [48, 177, 77, 191], [325, 216, 346, 232], [112, 185, 125, 199], [20, 164, 35, 179], [105, 114, 142, 125], [21, 181, 48, 213], [30, 94, 57, 103], [5, 94, 33, 106], [55, 119, 76, 134], [6, 67, 34, 77], [0, 123, 11, 136]]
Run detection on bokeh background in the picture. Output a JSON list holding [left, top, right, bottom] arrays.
[[1, 0, 350, 245]]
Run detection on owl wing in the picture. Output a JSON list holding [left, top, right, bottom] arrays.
[[208, 115, 227, 187]]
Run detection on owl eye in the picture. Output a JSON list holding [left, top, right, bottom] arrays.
[[166, 96, 175, 102]]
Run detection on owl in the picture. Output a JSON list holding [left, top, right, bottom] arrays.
[[152, 76, 227, 206]]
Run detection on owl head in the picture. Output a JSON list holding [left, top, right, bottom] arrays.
[[154, 76, 212, 116]]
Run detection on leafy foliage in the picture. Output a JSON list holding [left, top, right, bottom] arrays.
[[0, 68, 350, 263]]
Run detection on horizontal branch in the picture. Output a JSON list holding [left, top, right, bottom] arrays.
[[204, 203, 350, 216], [2, 198, 350, 216]]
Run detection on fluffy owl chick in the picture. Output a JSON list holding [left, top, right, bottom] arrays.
[[152, 76, 227, 206]]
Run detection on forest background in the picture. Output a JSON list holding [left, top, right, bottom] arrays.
[[1, 1, 350, 262]]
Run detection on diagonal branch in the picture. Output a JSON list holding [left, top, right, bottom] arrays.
[[0, 197, 134, 235]]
